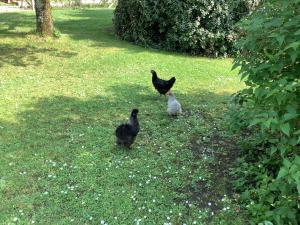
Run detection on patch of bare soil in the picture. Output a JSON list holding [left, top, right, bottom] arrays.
[[178, 132, 240, 214]]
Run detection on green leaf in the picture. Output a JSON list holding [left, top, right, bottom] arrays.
[[287, 105, 297, 114], [295, 28, 300, 35], [232, 62, 240, 71], [276, 35, 285, 46], [283, 159, 292, 168], [289, 50, 299, 63], [263, 119, 272, 129], [249, 118, 262, 127], [283, 112, 298, 121], [277, 167, 288, 179], [295, 156, 300, 166], [270, 146, 277, 155], [265, 221, 273, 225], [284, 41, 300, 51], [280, 123, 290, 136], [280, 146, 287, 155]]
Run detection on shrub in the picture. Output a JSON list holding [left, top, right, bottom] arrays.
[[113, 0, 257, 56], [230, 0, 300, 224]]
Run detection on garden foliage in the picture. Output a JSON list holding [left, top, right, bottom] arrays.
[[114, 0, 258, 56], [230, 0, 300, 224]]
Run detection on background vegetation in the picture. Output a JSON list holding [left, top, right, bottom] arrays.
[[113, 0, 259, 56], [230, 0, 300, 224]]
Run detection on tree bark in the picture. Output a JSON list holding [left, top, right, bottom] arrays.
[[34, 0, 53, 36]]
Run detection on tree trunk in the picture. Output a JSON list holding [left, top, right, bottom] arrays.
[[34, 0, 53, 36], [31, 0, 35, 11]]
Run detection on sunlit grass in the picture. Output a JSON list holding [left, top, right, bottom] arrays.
[[0, 8, 245, 224]]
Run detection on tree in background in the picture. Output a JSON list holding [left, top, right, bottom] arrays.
[[34, 0, 53, 36]]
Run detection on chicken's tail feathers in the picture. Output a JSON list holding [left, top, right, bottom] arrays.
[[169, 77, 176, 86], [115, 124, 124, 136]]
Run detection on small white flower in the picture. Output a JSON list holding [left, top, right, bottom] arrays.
[[101, 220, 105, 224], [13, 217, 18, 222]]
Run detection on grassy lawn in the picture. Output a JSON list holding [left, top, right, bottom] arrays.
[[0, 9, 245, 225]]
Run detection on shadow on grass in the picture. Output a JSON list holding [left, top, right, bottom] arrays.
[[0, 12, 35, 37], [0, 9, 204, 58], [0, 82, 231, 156], [0, 82, 238, 222], [0, 43, 78, 67], [0, 9, 129, 48]]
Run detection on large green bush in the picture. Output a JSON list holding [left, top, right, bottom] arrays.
[[114, 0, 257, 56], [230, 0, 300, 224]]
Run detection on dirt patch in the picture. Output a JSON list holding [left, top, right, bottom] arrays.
[[191, 133, 239, 178], [177, 132, 240, 215]]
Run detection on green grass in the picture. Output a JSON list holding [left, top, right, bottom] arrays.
[[0, 8, 245, 225]]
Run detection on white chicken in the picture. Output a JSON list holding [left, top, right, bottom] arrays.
[[166, 90, 182, 116]]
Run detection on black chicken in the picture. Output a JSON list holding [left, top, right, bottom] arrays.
[[115, 109, 140, 148], [151, 70, 176, 95]]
